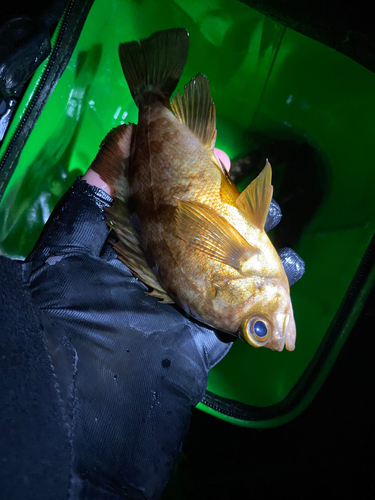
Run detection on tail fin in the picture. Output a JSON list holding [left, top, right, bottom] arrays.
[[118, 28, 189, 107]]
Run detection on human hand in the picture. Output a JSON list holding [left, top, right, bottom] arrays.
[[23, 146, 232, 499], [21, 125, 303, 499]]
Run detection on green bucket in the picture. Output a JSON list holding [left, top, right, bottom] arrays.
[[1, 0, 374, 427]]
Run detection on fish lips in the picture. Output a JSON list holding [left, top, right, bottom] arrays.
[[264, 312, 296, 352]]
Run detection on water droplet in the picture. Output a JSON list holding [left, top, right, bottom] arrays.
[[113, 105, 122, 119], [114, 374, 117, 381], [162, 358, 171, 368]]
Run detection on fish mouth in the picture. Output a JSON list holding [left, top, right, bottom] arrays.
[[285, 318, 296, 351], [266, 312, 296, 352]]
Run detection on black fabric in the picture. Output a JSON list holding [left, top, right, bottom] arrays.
[[264, 198, 282, 232], [239, 0, 375, 74], [277, 247, 305, 286], [163, 284, 375, 500], [1, 178, 232, 500], [0, 16, 51, 98], [0, 257, 71, 500]]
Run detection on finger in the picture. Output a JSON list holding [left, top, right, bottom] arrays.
[[277, 247, 305, 286], [264, 198, 282, 232], [82, 168, 113, 197], [214, 148, 231, 172], [90, 123, 134, 195]]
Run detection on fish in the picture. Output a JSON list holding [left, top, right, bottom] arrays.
[[93, 28, 297, 351]]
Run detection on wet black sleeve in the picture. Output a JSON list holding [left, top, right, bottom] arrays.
[[0, 257, 71, 500]]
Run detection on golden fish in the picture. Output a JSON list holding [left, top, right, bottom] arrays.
[[95, 28, 296, 351]]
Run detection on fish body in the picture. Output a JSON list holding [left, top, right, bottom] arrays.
[[103, 29, 296, 351]]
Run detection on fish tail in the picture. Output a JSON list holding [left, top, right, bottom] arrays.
[[118, 28, 189, 106]]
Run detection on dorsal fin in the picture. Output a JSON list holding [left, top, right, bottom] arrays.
[[236, 161, 273, 230], [171, 73, 216, 149]]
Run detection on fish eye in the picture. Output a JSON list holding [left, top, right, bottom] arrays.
[[240, 316, 270, 347], [253, 320, 268, 339]]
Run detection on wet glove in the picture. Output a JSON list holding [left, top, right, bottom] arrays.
[[20, 176, 231, 499], [1, 145, 303, 500]]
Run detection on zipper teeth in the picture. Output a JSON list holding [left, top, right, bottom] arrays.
[[201, 397, 246, 419], [0, 0, 76, 170], [202, 233, 375, 421]]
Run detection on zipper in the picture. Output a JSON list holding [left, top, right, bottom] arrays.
[[0, 1, 73, 166], [0, 0, 94, 201]]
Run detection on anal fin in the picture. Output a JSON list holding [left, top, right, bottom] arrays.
[[91, 123, 172, 302], [108, 200, 173, 303]]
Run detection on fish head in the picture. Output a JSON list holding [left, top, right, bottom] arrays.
[[238, 277, 296, 352]]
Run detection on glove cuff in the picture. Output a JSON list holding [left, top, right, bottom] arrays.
[[76, 176, 113, 208]]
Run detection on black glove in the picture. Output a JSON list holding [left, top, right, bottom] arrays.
[[0, 172, 303, 500], [265, 198, 305, 286], [21, 178, 232, 499]]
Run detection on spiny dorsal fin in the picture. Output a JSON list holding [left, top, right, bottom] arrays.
[[119, 28, 189, 107], [107, 200, 173, 303], [171, 73, 216, 149], [236, 161, 273, 230], [175, 198, 258, 273]]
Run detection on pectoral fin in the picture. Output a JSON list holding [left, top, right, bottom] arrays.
[[171, 73, 216, 150], [236, 161, 273, 230], [175, 199, 258, 272]]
